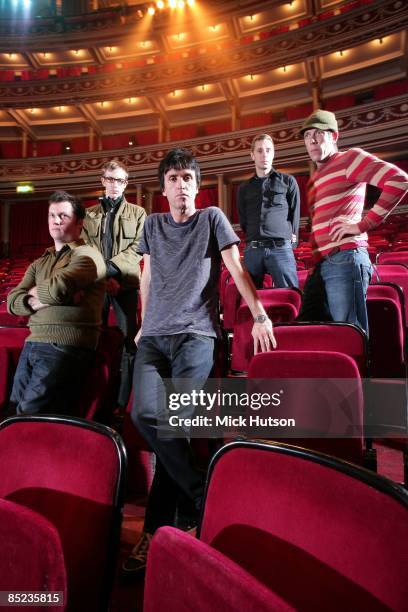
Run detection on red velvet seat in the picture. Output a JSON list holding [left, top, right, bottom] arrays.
[[366, 288, 407, 440], [222, 277, 273, 330], [273, 323, 368, 376], [0, 347, 9, 413], [367, 294, 405, 378], [0, 498, 67, 611], [231, 291, 302, 371], [377, 251, 408, 265], [373, 264, 408, 323], [199, 441, 408, 612], [247, 350, 365, 465], [0, 326, 30, 372], [122, 392, 154, 497], [0, 416, 127, 611], [0, 301, 28, 326], [297, 268, 309, 289], [144, 526, 290, 612], [78, 326, 123, 421]]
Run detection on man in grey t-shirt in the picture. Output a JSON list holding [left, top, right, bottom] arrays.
[[123, 148, 276, 576]]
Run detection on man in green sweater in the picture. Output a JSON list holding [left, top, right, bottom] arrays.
[[7, 191, 106, 416]]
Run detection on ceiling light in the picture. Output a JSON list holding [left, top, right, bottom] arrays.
[[178, 0, 185, 8], [148, 6, 155, 15], [187, 0, 195, 5], [157, 0, 164, 7]]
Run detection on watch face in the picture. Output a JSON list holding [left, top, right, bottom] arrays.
[[255, 314, 267, 323]]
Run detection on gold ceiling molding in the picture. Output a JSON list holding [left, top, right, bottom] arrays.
[[0, 0, 406, 108], [0, 95, 407, 196]]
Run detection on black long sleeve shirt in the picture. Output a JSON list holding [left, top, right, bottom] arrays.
[[237, 169, 300, 242]]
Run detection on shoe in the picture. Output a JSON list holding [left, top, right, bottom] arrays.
[[122, 531, 153, 576]]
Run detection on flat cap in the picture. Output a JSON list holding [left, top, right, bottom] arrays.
[[300, 109, 338, 134]]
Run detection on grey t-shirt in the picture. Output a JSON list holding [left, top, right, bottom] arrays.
[[138, 206, 239, 337]]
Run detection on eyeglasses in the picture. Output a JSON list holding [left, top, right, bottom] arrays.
[[103, 176, 127, 186]]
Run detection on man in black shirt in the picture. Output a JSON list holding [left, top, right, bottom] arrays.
[[237, 134, 300, 288]]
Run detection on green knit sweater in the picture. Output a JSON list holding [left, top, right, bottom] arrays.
[[7, 240, 106, 350]]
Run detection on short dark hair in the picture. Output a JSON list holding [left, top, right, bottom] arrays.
[[158, 148, 201, 191], [48, 191, 85, 220], [101, 159, 128, 180]]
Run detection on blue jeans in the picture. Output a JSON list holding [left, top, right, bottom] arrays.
[[10, 341, 94, 416], [132, 333, 215, 533], [244, 241, 298, 288], [300, 248, 372, 335]]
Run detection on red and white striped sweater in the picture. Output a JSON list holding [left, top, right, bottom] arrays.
[[307, 148, 408, 261]]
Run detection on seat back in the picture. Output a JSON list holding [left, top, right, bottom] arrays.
[[0, 416, 127, 612], [373, 264, 408, 323], [248, 350, 364, 464], [78, 326, 123, 421], [0, 347, 9, 413], [0, 498, 67, 610], [273, 323, 367, 375], [231, 302, 299, 372], [367, 295, 405, 377], [297, 268, 309, 289], [222, 279, 276, 330], [377, 251, 408, 265], [144, 526, 291, 612], [199, 441, 408, 612]]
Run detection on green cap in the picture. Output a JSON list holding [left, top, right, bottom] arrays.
[[300, 109, 338, 134]]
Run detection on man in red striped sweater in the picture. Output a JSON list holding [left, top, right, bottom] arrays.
[[299, 109, 408, 335]]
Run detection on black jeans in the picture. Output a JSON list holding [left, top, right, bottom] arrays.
[[132, 333, 215, 533], [103, 288, 138, 408], [10, 341, 94, 415]]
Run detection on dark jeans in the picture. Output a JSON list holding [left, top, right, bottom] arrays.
[[10, 341, 94, 416], [298, 248, 372, 336], [132, 333, 215, 533], [103, 288, 138, 408], [243, 241, 298, 288]]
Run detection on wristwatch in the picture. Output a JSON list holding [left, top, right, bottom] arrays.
[[254, 314, 269, 324]]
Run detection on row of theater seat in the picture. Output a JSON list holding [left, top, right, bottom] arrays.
[[145, 440, 408, 612], [1, 419, 407, 611], [0, 415, 127, 612]]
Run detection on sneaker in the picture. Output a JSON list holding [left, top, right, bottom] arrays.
[[122, 531, 153, 576]]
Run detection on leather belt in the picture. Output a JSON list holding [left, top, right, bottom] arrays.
[[246, 239, 286, 248]]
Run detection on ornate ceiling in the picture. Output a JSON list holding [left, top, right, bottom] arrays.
[[0, 0, 406, 139], [0, 0, 407, 198]]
